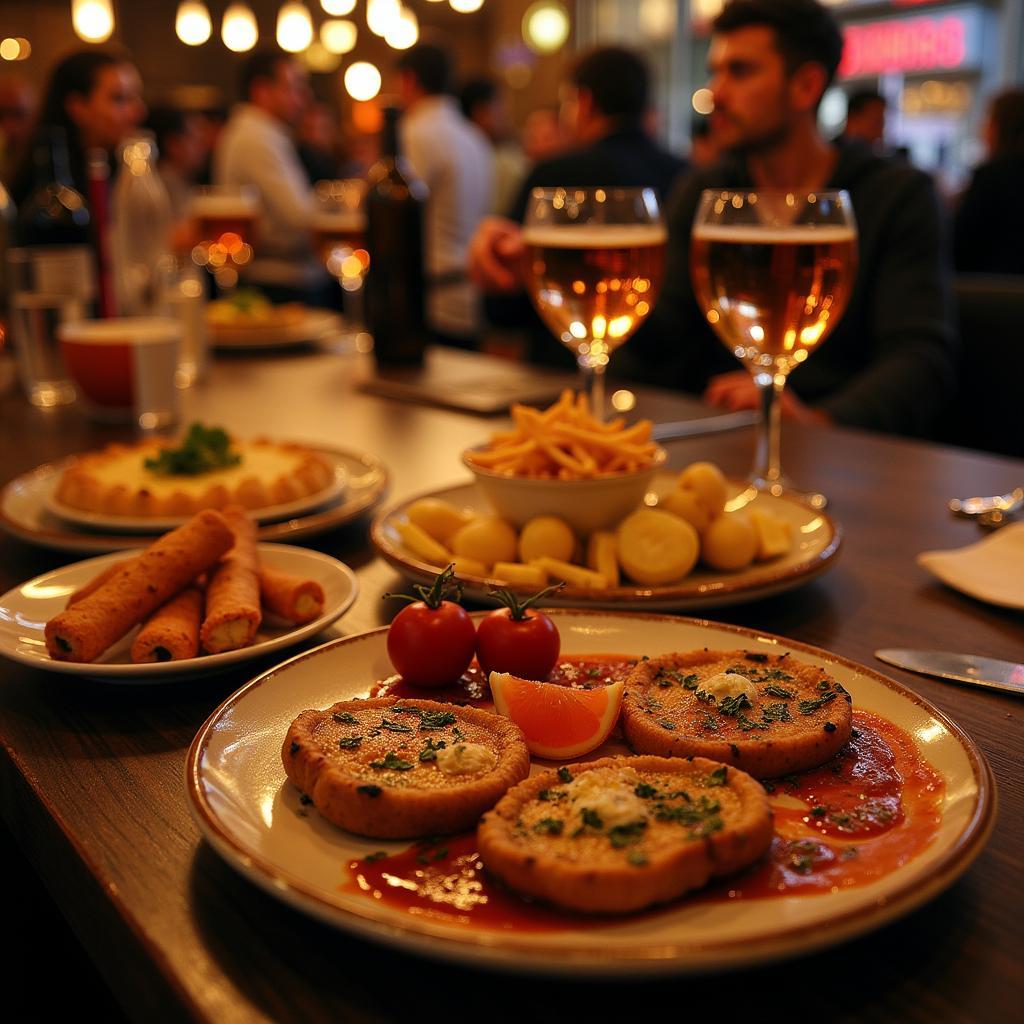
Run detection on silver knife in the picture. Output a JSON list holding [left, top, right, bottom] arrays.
[[652, 410, 758, 441], [875, 649, 1024, 697]]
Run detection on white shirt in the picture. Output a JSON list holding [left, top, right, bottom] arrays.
[[213, 103, 321, 289], [400, 96, 493, 338]]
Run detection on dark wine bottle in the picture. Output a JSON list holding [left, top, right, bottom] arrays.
[[364, 107, 429, 366], [14, 126, 95, 300]]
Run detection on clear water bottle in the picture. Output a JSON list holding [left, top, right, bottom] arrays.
[[111, 132, 172, 316]]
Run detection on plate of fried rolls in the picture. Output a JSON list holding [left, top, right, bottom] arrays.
[[0, 507, 358, 680]]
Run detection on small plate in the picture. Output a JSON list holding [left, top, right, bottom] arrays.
[[44, 464, 349, 533], [209, 309, 343, 349], [186, 612, 993, 975], [918, 522, 1024, 610], [370, 475, 841, 611], [1, 446, 389, 554], [0, 544, 358, 681]]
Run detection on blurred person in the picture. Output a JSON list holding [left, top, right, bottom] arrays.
[[460, 77, 529, 215], [10, 49, 145, 204], [521, 107, 563, 163], [690, 115, 720, 168], [840, 89, 886, 150], [214, 51, 326, 303], [146, 106, 209, 221], [470, 1, 956, 437], [297, 100, 340, 184], [396, 43, 493, 347], [954, 88, 1024, 275], [0, 73, 37, 186]]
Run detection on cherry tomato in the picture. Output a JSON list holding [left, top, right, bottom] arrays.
[[385, 566, 476, 688], [475, 585, 562, 681]]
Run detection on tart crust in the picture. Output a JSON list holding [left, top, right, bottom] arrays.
[[55, 437, 335, 518], [282, 697, 531, 839], [621, 649, 853, 778], [477, 755, 773, 913]]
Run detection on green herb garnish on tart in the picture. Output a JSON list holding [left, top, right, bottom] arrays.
[[144, 423, 242, 476]]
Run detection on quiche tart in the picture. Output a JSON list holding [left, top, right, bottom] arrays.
[[621, 649, 854, 778], [55, 435, 335, 519]]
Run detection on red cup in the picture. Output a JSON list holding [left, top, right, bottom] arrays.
[[59, 317, 181, 428]]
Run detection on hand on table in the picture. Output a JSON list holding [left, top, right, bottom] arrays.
[[704, 371, 833, 427], [468, 217, 525, 293]]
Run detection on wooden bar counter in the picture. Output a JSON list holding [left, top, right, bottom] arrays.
[[0, 347, 1020, 1023]]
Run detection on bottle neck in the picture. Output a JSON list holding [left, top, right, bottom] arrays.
[[380, 109, 400, 163], [33, 127, 74, 189]]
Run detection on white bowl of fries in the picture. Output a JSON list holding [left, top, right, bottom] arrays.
[[462, 390, 667, 534]]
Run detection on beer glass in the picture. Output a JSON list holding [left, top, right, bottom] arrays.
[[188, 185, 259, 289], [523, 187, 666, 419], [691, 190, 857, 507]]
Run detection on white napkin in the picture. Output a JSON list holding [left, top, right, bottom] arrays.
[[918, 522, 1024, 610]]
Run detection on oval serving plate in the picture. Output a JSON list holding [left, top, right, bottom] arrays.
[[186, 611, 993, 977], [0, 445, 389, 554], [0, 543, 358, 682], [370, 475, 841, 611]]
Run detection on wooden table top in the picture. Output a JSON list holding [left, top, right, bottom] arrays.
[[1, 347, 1021, 1023]]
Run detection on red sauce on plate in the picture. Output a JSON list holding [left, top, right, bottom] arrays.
[[342, 668, 946, 931]]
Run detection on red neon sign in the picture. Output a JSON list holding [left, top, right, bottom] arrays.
[[840, 16, 968, 77]]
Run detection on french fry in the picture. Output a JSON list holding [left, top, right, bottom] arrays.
[[492, 562, 548, 588], [528, 556, 606, 589]]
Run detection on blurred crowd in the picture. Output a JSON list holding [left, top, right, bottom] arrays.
[[1, 0, 1022, 449]]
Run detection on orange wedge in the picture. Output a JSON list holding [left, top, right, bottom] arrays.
[[489, 672, 624, 759]]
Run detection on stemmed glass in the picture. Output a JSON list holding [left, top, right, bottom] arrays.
[[690, 189, 858, 507], [523, 187, 666, 420], [188, 184, 259, 291]]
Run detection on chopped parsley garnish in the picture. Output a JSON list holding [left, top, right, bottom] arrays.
[[695, 689, 715, 704], [143, 422, 241, 476], [338, 736, 362, 749], [418, 738, 446, 762], [798, 692, 837, 715], [534, 818, 564, 835], [394, 706, 458, 731], [817, 679, 833, 692], [333, 711, 359, 724], [761, 668, 794, 682], [580, 808, 603, 829], [634, 783, 659, 799], [761, 702, 792, 724], [658, 718, 678, 731], [705, 765, 728, 787], [719, 693, 752, 717], [557, 767, 573, 783], [608, 821, 648, 848], [745, 652, 769, 663], [370, 752, 414, 771], [378, 717, 414, 733], [357, 785, 382, 797], [737, 712, 767, 731], [700, 712, 719, 732], [452, 726, 467, 743], [811, 805, 827, 817], [763, 684, 794, 699]]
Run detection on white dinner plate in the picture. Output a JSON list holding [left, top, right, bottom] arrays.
[[371, 475, 841, 611], [918, 522, 1024, 610], [44, 463, 349, 533], [0, 544, 358, 681], [0, 446, 389, 554], [187, 612, 993, 976], [208, 308, 344, 349]]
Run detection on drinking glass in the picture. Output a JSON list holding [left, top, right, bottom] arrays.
[[313, 179, 369, 344], [523, 187, 666, 419], [690, 189, 858, 507], [188, 184, 259, 290]]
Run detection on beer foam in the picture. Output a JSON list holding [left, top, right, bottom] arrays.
[[692, 223, 856, 244], [59, 317, 182, 345], [313, 211, 366, 231], [188, 194, 259, 217], [522, 223, 668, 248]]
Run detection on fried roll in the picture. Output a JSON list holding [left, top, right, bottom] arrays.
[[67, 559, 134, 607], [259, 566, 325, 624], [45, 509, 234, 662], [130, 586, 203, 663], [201, 506, 261, 654]]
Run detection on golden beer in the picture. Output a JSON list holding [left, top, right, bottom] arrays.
[[523, 223, 667, 362], [691, 224, 857, 373], [190, 194, 259, 250], [312, 211, 367, 271]]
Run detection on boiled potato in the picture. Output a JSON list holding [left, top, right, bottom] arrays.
[[529, 556, 606, 589], [587, 531, 620, 587], [397, 520, 451, 565], [659, 487, 713, 533], [702, 511, 758, 571], [450, 515, 518, 565], [617, 508, 699, 585], [493, 562, 548, 588], [678, 461, 729, 515], [749, 509, 794, 561], [518, 515, 575, 564], [406, 498, 471, 544]]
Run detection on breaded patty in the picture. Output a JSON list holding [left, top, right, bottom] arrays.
[[477, 755, 772, 913], [283, 697, 530, 839], [621, 649, 853, 778]]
